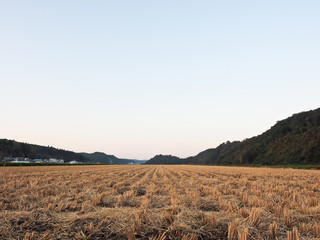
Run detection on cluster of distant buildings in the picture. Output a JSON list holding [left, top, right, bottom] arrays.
[[1, 157, 79, 164]]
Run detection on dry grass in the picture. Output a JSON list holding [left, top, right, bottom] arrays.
[[0, 165, 319, 239]]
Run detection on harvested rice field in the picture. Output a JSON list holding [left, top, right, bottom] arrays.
[[0, 165, 319, 239]]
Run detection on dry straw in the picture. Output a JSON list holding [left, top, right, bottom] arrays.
[[0, 165, 319, 239]]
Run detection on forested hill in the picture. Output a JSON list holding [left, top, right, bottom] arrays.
[[0, 139, 143, 164], [146, 154, 184, 164], [0, 139, 86, 162], [145, 108, 320, 165]]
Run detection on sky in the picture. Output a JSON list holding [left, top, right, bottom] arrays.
[[1, 1, 319, 160]]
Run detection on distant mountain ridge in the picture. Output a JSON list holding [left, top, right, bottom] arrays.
[[81, 152, 145, 164], [145, 108, 320, 165], [2, 108, 319, 166]]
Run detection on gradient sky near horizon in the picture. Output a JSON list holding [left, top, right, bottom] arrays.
[[1, 1, 319, 159]]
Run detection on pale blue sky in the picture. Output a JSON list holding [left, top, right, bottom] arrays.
[[1, 1, 319, 159]]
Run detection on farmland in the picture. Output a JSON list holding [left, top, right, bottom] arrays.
[[0, 165, 319, 239]]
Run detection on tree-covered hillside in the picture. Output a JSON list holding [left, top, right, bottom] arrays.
[[0, 140, 143, 164], [196, 108, 320, 165], [0, 139, 86, 162], [146, 108, 320, 165]]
